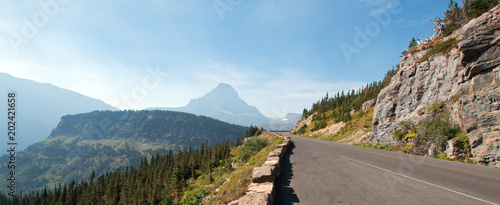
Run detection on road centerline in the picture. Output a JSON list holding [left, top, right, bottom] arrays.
[[309, 137, 500, 181], [340, 155, 498, 205]]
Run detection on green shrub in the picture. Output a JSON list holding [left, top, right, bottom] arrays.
[[372, 144, 393, 151], [418, 114, 461, 146], [237, 138, 268, 162], [436, 153, 446, 158], [311, 120, 327, 132], [436, 152, 450, 160], [394, 121, 416, 141], [456, 132, 471, 154], [442, 24, 458, 37], [427, 102, 446, 112], [180, 187, 210, 205], [293, 124, 308, 135], [393, 129, 406, 140], [400, 121, 414, 131], [418, 38, 456, 63]]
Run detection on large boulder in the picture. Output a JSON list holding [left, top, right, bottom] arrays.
[[362, 98, 377, 111], [445, 139, 466, 160]]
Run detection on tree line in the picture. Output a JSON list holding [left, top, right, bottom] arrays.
[[443, 0, 498, 36], [0, 109, 248, 194], [301, 67, 397, 124], [0, 139, 240, 205]]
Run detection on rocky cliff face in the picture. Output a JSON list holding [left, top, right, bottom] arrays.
[[368, 6, 500, 166]]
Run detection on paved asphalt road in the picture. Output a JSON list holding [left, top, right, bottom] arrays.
[[274, 133, 500, 205]]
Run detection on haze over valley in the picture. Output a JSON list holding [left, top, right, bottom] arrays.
[[1, 0, 500, 204]]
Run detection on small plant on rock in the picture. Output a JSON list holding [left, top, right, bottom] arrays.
[[393, 129, 406, 141], [404, 132, 419, 141], [393, 121, 415, 141], [435, 152, 453, 161], [456, 132, 471, 156], [427, 101, 447, 113], [418, 38, 457, 63]]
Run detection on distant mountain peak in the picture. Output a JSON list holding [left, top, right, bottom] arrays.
[[216, 83, 235, 90], [205, 83, 239, 98], [149, 83, 269, 126]]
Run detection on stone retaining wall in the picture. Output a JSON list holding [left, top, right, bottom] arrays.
[[233, 134, 292, 205]]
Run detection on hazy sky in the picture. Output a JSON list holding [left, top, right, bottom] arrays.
[[0, 0, 450, 118]]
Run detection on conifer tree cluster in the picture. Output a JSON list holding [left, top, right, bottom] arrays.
[[243, 125, 263, 138], [443, 0, 498, 36], [1, 141, 236, 205], [302, 67, 397, 124]]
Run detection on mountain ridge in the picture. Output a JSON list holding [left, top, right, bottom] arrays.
[[259, 113, 302, 131], [0, 73, 118, 151]]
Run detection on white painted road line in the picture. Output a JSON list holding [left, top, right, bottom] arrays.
[[341, 155, 498, 205]]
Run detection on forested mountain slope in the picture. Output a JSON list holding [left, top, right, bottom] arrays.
[[0, 110, 247, 193]]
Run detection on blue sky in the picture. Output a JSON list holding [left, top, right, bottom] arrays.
[[0, 0, 450, 118]]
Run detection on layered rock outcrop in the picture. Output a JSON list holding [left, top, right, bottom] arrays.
[[368, 5, 500, 166], [291, 113, 316, 131]]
